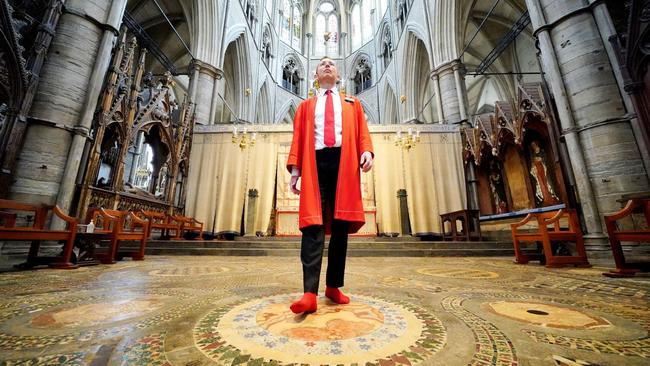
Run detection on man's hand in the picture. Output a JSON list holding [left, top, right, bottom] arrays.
[[360, 151, 373, 172], [290, 175, 300, 194]]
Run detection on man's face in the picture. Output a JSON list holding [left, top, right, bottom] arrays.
[[315, 58, 340, 86]]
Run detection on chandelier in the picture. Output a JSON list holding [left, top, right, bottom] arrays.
[[395, 128, 420, 150]]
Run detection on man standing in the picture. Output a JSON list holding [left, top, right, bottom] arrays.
[[287, 57, 374, 314]]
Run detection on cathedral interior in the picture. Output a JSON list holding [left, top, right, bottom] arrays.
[[1, 0, 650, 365]]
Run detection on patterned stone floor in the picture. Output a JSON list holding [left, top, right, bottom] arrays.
[[0, 256, 649, 365]]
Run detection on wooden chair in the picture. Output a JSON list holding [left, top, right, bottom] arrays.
[[86, 208, 149, 263], [0, 199, 78, 269], [603, 199, 650, 277], [172, 215, 203, 240], [511, 209, 590, 268], [139, 210, 181, 239]]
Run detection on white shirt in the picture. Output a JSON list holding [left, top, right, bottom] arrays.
[[314, 87, 342, 150], [290, 86, 371, 178]]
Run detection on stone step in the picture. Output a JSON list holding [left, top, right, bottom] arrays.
[[115, 239, 515, 257], [144, 240, 512, 250], [231, 236, 424, 242], [142, 246, 515, 257]]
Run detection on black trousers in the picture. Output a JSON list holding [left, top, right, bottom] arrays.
[[301, 147, 349, 293]]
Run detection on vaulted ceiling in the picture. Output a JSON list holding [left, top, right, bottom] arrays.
[[126, 0, 192, 75]]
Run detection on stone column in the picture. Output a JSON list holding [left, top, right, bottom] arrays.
[[431, 60, 463, 124], [432, 59, 480, 210], [10, 0, 127, 212], [453, 63, 469, 122], [588, 0, 650, 179], [190, 59, 223, 125], [524, 0, 650, 247], [431, 73, 444, 124]]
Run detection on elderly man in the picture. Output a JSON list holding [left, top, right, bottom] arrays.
[[286, 57, 374, 314]]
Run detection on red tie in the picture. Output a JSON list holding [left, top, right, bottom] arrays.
[[324, 89, 335, 147]]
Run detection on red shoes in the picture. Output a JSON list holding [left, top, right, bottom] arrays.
[[290, 288, 350, 314], [325, 286, 350, 304], [290, 292, 317, 314]]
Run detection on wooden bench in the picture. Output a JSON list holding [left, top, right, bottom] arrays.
[[86, 208, 149, 263], [172, 215, 203, 240], [440, 209, 482, 241], [0, 199, 78, 269], [603, 199, 650, 277], [139, 210, 181, 239], [511, 209, 591, 268]]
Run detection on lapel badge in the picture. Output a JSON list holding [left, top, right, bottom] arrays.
[[344, 97, 355, 103]]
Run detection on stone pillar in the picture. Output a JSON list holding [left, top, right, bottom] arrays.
[[431, 60, 463, 124], [588, 0, 650, 179], [397, 189, 411, 236], [431, 73, 444, 124], [454, 63, 469, 122], [190, 59, 223, 125], [10, 0, 127, 211], [432, 59, 480, 210], [524, 0, 650, 248]]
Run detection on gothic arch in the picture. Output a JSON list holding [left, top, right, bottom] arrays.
[[307, 0, 346, 34], [276, 99, 299, 124], [404, 23, 433, 70], [222, 25, 248, 62], [261, 23, 274, 69], [376, 20, 393, 72], [349, 52, 373, 94], [222, 32, 253, 121], [382, 81, 399, 124], [359, 99, 378, 124], [280, 53, 305, 95], [256, 80, 272, 124], [402, 31, 434, 122]]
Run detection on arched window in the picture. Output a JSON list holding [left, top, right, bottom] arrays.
[[262, 25, 272, 67], [313, 1, 339, 57], [281, 0, 291, 43], [244, 0, 257, 26], [380, 25, 392, 69], [353, 57, 372, 94], [282, 57, 301, 95], [351, 3, 361, 50], [396, 0, 409, 30], [292, 5, 302, 50], [327, 13, 338, 55], [361, 0, 372, 43], [351, 0, 373, 51], [280, 0, 302, 51]]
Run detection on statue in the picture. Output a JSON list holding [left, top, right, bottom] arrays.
[[529, 140, 559, 206], [488, 160, 508, 214]]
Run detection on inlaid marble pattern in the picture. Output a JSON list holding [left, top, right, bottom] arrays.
[[0, 256, 648, 365]]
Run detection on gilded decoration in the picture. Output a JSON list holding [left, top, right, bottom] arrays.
[[77, 33, 195, 218], [463, 83, 565, 213]]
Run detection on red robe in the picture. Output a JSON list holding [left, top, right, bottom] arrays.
[[287, 95, 374, 234]]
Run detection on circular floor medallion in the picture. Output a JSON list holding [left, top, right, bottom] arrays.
[[194, 293, 446, 365], [487, 301, 611, 329]]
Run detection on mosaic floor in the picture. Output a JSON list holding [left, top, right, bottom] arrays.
[[0, 256, 649, 365]]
